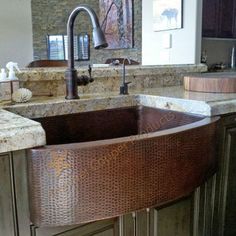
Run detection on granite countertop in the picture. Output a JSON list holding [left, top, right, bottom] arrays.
[[139, 86, 236, 116], [0, 110, 45, 153], [1, 85, 236, 153], [3, 86, 236, 117]]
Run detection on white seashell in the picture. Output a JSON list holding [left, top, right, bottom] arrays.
[[12, 88, 32, 103]]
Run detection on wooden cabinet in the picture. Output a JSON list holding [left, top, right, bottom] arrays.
[[202, 0, 219, 37], [218, 0, 236, 38], [202, 0, 236, 38], [212, 115, 236, 236], [182, 114, 236, 236]]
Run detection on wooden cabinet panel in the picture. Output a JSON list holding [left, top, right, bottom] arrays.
[[136, 210, 149, 236], [218, 0, 236, 38], [153, 199, 191, 236], [202, 0, 219, 37], [13, 150, 31, 236], [202, 0, 236, 38], [0, 153, 15, 236], [193, 175, 216, 236]]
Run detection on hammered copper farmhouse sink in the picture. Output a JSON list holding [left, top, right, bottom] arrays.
[[28, 106, 218, 227]]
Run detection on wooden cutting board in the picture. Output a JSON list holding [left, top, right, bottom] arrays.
[[184, 72, 236, 93]]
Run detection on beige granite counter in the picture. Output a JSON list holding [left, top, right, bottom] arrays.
[[2, 86, 236, 118], [0, 110, 45, 153], [138, 86, 236, 116]]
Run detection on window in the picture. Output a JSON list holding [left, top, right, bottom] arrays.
[[47, 33, 90, 61]]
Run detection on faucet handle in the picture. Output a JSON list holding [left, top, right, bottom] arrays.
[[125, 81, 132, 86], [88, 64, 94, 82], [120, 81, 131, 95], [88, 64, 92, 76], [77, 65, 94, 85]]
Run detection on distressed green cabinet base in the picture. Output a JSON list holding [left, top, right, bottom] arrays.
[[212, 115, 236, 236], [193, 114, 236, 236]]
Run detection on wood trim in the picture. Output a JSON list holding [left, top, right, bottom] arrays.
[[13, 151, 31, 236], [9, 152, 19, 236], [118, 216, 124, 236], [193, 188, 200, 236]]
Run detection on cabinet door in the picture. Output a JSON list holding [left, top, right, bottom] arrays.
[[112, 201, 192, 236], [218, 0, 236, 38], [150, 199, 192, 236], [202, 0, 236, 38], [202, 0, 219, 37]]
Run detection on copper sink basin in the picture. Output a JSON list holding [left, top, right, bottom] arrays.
[[34, 106, 203, 145], [28, 106, 219, 227]]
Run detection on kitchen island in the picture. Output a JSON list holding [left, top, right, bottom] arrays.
[[0, 65, 235, 236]]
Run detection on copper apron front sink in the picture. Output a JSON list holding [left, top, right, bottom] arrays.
[[28, 106, 219, 227]]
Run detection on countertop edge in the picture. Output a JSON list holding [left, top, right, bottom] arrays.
[[0, 125, 46, 153]]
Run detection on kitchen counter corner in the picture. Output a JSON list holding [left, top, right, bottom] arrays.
[[0, 109, 46, 153]]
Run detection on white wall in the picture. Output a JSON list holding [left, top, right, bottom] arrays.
[[0, 0, 33, 68], [142, 0, 202, 65]]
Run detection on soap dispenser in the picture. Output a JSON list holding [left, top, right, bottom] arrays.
[[0, 68, 11, 101], [0, 68, 7, 80], [6, 62, 20, 93]]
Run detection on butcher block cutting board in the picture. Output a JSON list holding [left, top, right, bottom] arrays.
[[184, 72, 236, 93]]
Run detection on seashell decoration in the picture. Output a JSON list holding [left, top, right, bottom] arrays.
[[12, 88, 32, 103]]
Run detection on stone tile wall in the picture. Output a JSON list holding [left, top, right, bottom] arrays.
[[31, 0, 142, 65]]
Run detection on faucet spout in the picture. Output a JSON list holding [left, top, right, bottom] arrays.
[[66, 4, 108, 99]]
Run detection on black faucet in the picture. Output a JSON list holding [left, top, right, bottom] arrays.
[[120, 58, 131, 95], [65, 4, 108, 99]]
